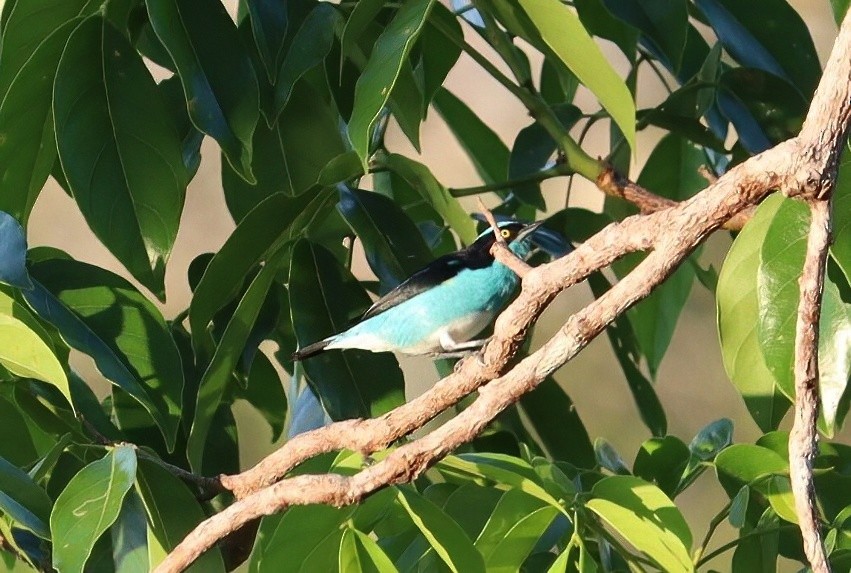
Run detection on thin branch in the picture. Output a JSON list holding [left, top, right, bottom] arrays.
[[478, 198, 533, 278], [449, 164, 571, 197], [789, 198, 832, 573]]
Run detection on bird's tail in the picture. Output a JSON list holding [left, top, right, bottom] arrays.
[[293, 339, 331, 361]]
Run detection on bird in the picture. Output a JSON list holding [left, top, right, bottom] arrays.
[[293, 220, 542, 360]]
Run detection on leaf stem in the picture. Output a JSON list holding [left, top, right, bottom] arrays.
[[695, 524, 798, 568], [692, 499, 732, 564], [449, 164, 571, 196]]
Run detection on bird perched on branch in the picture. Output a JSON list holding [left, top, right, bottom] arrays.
[[293, 220, 543, 360]]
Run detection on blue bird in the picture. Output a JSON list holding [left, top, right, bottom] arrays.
[[293, 220, 542, 360]]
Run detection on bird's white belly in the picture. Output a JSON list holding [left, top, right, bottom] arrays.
[[401, 310, 494, 354]]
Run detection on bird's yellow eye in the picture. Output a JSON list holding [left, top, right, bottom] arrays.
[[501, 228, 512, 238]]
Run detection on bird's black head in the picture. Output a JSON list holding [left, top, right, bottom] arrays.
[[470, 221, 541, 252]]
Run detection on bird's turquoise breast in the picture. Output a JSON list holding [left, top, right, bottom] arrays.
[[340, 261, 521, 351]]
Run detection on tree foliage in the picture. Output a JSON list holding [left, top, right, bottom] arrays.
[[0, 0, 850, 571]]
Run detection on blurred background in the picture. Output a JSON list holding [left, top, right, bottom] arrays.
[[18, 0, 844, 569]]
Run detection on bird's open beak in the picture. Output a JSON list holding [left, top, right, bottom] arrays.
[[516, 220, 544, 240]]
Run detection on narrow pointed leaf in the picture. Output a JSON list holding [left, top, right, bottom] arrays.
[[51, 446, 137, 573], [147, 0, 259, 181], [247, 0, 288, 83], [110, 489, 149, 573], [348, 0, 434, 169], [0, 314, 70, 405], [54, 16, 187, 298], [396, 487, 486, 573], [0, 20, 79, 225], [339, 528, 398, 573], [0, 455, 52, 539], [600, 0, 687, 70]]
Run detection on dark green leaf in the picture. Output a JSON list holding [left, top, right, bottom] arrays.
[[516, 378, 594, 468], [135, 459, 225, 572], [729, 485, 750, 529], [110, 489, 149, 573], [396, 486, 486, 573], [187, 249, 287, 471], [418, 3, 462, 111], [573, 0, 638, 58], [832, 148, 851, 285], [594, 439, 630, 475], [689, 418, 733, 461], [758, 197, 851, 436], [224, 72, 348, 221], [236, 351, 287, 442], [601, 0, 688, 71], [190, 189, 334, 352], [633, 436, 690, 498], [433, 88, 509, 186], [474, 489, 558, 572], [289, 240, 405, 420], [347, 0, 434, 169], [247, 0, 288, 83], [719, 69, 807, 147], [249, 503, 355, 572], [147, 0, 259, 181], [0, 0, 96, 98], [587, 476, 692, 572], [273, 4, 340, 116], [25, 257, 184, 449], [0, 455, 52, 538], [337, 187, 433, 289], [340, 0, 384, 67], [0, 20, 79, 225], [0, 396, 38, 466], [0, 212, 30, 288], [54, 16, 187, 298], [383, 154, 477, 244], [693, 0, 820, 96], [50, 446, 137, 573], [540, 58, 578, 105], [717, 194, 791, 431]]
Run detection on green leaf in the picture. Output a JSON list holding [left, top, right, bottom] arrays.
[[247, 0, 288, 83], [347, 0, 435, 169], [235, 351, 287, 441], [135, 459, 225, 572], [0, 455, 52, 538], [0, 396, 38, 466], [0, 0, 95, 98], [50, 446, 137, 573], [383, 154, 477, 244], [729, 485, 750, 529], [187, 249, 287, 471], [717, 194, 790, 431], [53, 16, 187, 298], [433, 88, 509, 186], [337, 187, 433, 289], [0, 19, 78, 225], [633, 436, 690, 498], [573, 0, 638, 59], [594, 438, 630, 475], [340, 0, 384, 67], [289, 240, 405, 420], [25, 257, 184, 449], [515, 0, 636, 152], [0, 212, 31, 289], [396, 487, 486, 573], [693, 0, 820, 97], [601, 0, 688, 71], [418, 4, 462, 112], [474, 489, 559, 572], [0, 314, 70, 405], [516, 378, 594, 469], [274, 4, 340, 117], [587, 476, 693, 572], [147, 0, 259, 181], [250, 504, 355, 572], [339, 528, 398, 573], [110, 489, 149, 573], [758, 197, 851, 436], [714, 444, 788, 492], [436, 453, 564, 512], [224, 71, 349, 221], [688, 418, 733, 461], [190, 188, 334, 352], [832, 148, 851, 285], [831, 0, 851, 24]]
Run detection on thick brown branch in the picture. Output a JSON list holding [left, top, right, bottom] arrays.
[[789, 199, 832, 573]]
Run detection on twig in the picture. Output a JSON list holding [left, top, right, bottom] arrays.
[[477, 198, 533, 278], [788, 198, 832, 573]]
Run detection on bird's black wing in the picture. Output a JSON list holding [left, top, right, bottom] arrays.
[[360, 248, 492, 320]]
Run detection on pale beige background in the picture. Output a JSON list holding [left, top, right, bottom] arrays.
[[11, 1, 844, 570]]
